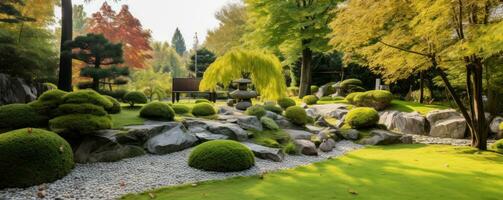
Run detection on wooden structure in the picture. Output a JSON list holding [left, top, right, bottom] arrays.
[[171, 78, 216, 103]]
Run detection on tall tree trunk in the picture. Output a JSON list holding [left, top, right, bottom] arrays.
[[471, 58, 487, 150], [419, 71, 424, 103], [58, 0, 73, 92], [299, 45, 312, 98]]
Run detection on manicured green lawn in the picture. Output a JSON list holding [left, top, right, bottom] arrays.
[[387, 100, 450, 115], [122, 144, 503, 200], [111, 107, 145, 128]]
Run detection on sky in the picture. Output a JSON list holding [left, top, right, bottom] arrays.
[[55, 0, 239, 48]]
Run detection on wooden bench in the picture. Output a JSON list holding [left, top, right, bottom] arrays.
[[172, 78, 216, 103]]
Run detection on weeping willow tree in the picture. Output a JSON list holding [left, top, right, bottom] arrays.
[[200, 50, 287, 100]]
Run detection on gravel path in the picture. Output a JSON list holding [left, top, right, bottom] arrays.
[[0, 141, 362, 200], [411, 134, 497, 146]]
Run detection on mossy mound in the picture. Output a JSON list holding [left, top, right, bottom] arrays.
[[0, 104, 47, 130], [29, 90, 68, 118], [124, 91, 148, 107], [139, 102, 175, 121], [261, 116, 279, 130], [49, 114, 112, 134], [57, 103, 107, 116], [347, 90, 393, 110], [285, 106, 308, 126], [103, 95, 121, 114], [277, 97, 296, 109], [195, 99, 211, 104], [172, 104, 191, 115], [62, 89, 113, 109], [310, 85, 319, 94], [264, 104, 283, 114], [345, 107, 379, 129], [302, 95, 319, 105], [245, 105, 267, 119], [191, 103, 216, 117], [0, 128, 74, 188], [188, 140, 255, 172]]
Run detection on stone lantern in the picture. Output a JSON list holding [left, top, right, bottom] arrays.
[[229, 78, 258, 110]]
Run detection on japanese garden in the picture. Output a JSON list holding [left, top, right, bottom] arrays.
[[1, 0, 503, 199]]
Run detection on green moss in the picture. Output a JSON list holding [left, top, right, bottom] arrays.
[[29, 90, 67, 117], [38, 89, 68, 103], [110, 108, 145, 129], [139, 102, 175, 121], [345, 107, 379, 129], [172, 104, 191, 115], [283, 141, 298, 155], [263, 104, 283, 114], [310, 85, 319, 94], [0, 128, 74, 188], [195, 99, 211, 104], [277, 97, 296, 109], [188, 140, 255, 172], [57, 103, 107, 116], [103, 95, 121, 114], [319, 96, 333, 101], [302, 95, 319, 105], [49, 114, 112, 134], [285, 106, 308, 126], [348, 90, 393, 110], [340, 78, 363, 87], [252, 129, 290, 148], [191, 103, 216, 117], [63, 89, 113, 109], [0, 104, 47, 130], [245, 105, 267, 119], [124, 91, 148, 107], [345, 92, 364, 104], [261, 116, 279, 130], [492, 139, 503, 154]]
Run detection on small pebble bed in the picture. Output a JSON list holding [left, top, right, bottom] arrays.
[[0, 141, 362, 200]]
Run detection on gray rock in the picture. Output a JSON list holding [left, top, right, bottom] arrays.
[[319, 139, 336, 152], [426, 109, 461, 125], [400, 135, 413, 144], [74, 132, 146, 163], [327, 109, 348, 120], [305, 125, 324, 133], [318, 128, 338, 141], [218, 106, 235, 115], [195, 132, 230, 142], [0, 73, 49, 105], [265, 111, 283, 120], [275, 119, 303, 130], [315, 83, 336, 98], [378, 110, 401, 130], [226, 99, 236, 107], [314, 117, 330, 127], [285, 129, 313, 140], [206, 121, 249, 141], [242, 142, 285, 162], [393, 112, 426, 135], [237, 116, 263, 131], [490, 117, 503, 134], [144, 124, 198, 154], [429, 117, 467, 139], [341, 129, 360, 140], [309, 104, 350, 117], [305, 108, 320, 119], [294, 139, 318, 156], [124, 122, 180, 143], [235, 101, 252, 110], [359, 130, 402, 145]]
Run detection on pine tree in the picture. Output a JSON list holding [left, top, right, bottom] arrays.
[[188, 48, 216, 78], [171, 28, 187, 56]]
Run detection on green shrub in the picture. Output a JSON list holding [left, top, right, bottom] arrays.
[[49, 114, 112, 134], [345, 107, 379, 129], [350, 90, 393, 110], [254, 137, 280, 148], [191, 103, 216, 117], [302, 95, 319, 105], [285, 106, 308, 126], [287, 86, 299, 96], [103, 95, 121, 114], [63, 89, 113, 109], [39, 89, 68, 103], [264, 104, 283, 114], [492, 139, 503, 153], [195, 99, 211, 104], [283, 141, 297, 155], [29, 89, 68, 117], [245, 105, 267, 119], [57, 103, 107, 116], [0, 104, 47, 130], [319, 96, 333, 101], [172, 104, 191, 114], [0, 128, 74, 188], [345, 92, 364, 104], [310, 85, 319, 94], [139, 102, 175, 121], [124, 91, 148, 107], [277, 97, 296, 109], [261, 116, 279, 130], [188, 140, 255, 172]]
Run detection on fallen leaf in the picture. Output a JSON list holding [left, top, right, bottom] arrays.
[[148, 193, 155, 199]]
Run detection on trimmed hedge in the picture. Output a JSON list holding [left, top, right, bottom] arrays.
[[277, 97, 296, 109], [191, 103, 216, 117], [124, 91, 148, 107], [195, 99, 211, 104], [245, 105, 267, 119], [172, 104, 191, 115], [188, 140, 255, 172], [139, 102, 175, 121], [264, 104, 283, 115], [0, 128, 74, 188], [348, 90, 393, 110], [57, 103, 107, 116], [302, 95, 319, 105], [49, 114, 112, 134], [285, 106, 308, 126], [345, 107, 379, 129], [63, 89, 113, 109], [261, 116, 279, 130], [103, 95, 121, 114], [29, 89, 68, 117], [0, 104, 47, 130]]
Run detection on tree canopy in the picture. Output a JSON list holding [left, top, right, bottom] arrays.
[[171, 28, 187, 56], [205, 2, 247, 56]]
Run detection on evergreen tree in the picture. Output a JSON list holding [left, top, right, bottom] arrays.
[[0, 0, 35, 23], [171, 28, 187, 56], [188, 48, 216, 78], [151, 41, 186, 78]]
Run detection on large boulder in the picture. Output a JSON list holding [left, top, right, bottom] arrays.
[[184, 119, 249, 141], [242, 142, 285, 162], [0, 73, 48, 105], [490, 117, 503, 134], [426, 109, 461, 125], [393, 112, 426, 135], [124, 122, 180, 143], [285, 129, 313, 140], [319, 139, 336, 152], [236, 116, 263, 131], [218, 106, 235, 115], [359, 130, 402, 145], [429, 118, 467, 139], [195, 132, 230, 142], [378, 110, 401, 130], [294, 139, 318, 156], [340, 129, 360, 140], [315, 82, 336, 98], [144, 124, 198, 154], [309, 104, 350, 118], [265, 111, 283, 120]]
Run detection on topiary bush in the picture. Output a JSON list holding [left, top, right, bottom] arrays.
[[245, 105, 267, 119], [188, 140, 255, 172], [139, 102, 175, 121], [261, 116, 279, 130], [49, 114, 112, 134], [0, 104, 47, 130], [0, 128, 74, 188], [310, 85, 319, 94], [349, 90, 393, 110], [285, 106, 308, 126], [29, 89, 68, 118], [62, 89, 113, 109], [277, 97, 296, 109], [264, 104, 283, 114], [57, 103, 107, 116], [345, 107, 379, 129], [124, 91, 148, 107], [103, 95, 121, 114], [191, 102, 216, 117], [195, 99, 211, 104], [172, 104, 191, 115], [302, 95, 319, 105]]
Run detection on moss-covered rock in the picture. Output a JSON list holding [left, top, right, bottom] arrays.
[[188, 140, 255, 172], [103, 95, 121, 114], [261, 116, 280, 130], [345, 92, 365, 105], [191, 103, 216, 117], [49, 114, 112, 134], [319, 96, 333, 101], [0, 104, 47, 130], [345, 107, 379, 129], [0, 128, 74, 188], [63, 89, 113, 109], [347, 90, 393, 110], [285, 106, 308, 126], [29, 90, 68, 118], [277, 97, 296, 109], [172, 104, 191, 115], [57, 103, 108, 116], [263, 104, 283, 114], [302, 95, 319, 105], [310, 85, 319, 94], [123, 91, 148, 107], [195, 99, 211, 104], [245, 105, 267, 119], [139, 102, 175, 121]]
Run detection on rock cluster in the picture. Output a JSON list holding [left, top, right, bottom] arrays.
[[0, 73, 49, 105]]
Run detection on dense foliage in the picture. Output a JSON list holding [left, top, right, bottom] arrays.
[[345, 107, 379, 129], [188, 140, 255, 172], [0, 104, 47, 130], [124, 91, 148, 107], [139, 102, 175, 121]]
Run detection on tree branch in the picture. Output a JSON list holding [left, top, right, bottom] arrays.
[[378, 40, 430, 57]]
